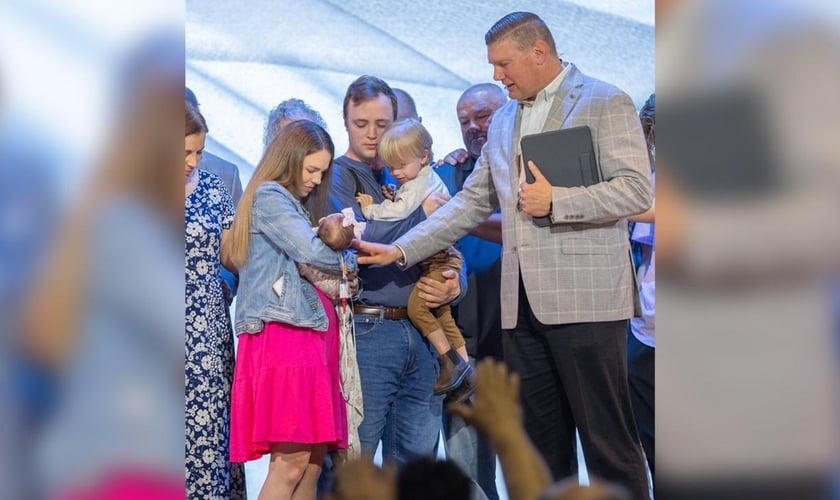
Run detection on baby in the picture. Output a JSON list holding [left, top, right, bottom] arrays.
[[355, 119, 473, 401], [297, 208, 364, 301]]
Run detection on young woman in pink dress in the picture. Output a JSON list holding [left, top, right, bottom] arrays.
[[227, 120, 354, 499]]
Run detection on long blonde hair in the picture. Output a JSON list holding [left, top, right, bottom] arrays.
[[226, 120, 334, 267]]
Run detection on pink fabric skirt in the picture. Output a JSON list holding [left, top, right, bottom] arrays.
[[230, 289, 347, 463], [58, 471, 183, 500]]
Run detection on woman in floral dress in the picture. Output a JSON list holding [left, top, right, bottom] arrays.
[[185, 102, 245, 499]]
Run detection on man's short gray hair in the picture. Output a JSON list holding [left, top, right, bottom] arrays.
[[264, 98, 328, 147]]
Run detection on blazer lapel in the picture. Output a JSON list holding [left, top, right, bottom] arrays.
[[491, 101, 522, 196], [543, 63, 585, 131]]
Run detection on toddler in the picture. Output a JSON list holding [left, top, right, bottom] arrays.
[[356, 119, 473, 400]]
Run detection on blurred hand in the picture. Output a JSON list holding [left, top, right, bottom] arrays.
[[433, 148, 469, 167], [327, 458, 396, 500], [519, 161, 552, 217], [352, 239, 402, 266], [447, 359, 522, 441], [417, 268, 460, 308], [421, 191, 451, 216]]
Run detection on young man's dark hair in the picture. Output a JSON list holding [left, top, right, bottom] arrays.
[[342, 75, 398, 122]]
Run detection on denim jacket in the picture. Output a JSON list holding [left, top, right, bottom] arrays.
[[234, 182, 357, 335]]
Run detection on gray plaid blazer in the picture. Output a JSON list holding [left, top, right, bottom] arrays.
[[395, 64, 652, 328]]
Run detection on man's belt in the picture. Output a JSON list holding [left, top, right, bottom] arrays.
[[352, 305, 410, 320]]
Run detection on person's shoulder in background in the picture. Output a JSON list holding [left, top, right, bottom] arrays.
[[199, 152, 243, 204], [433, 156, 474, 196]]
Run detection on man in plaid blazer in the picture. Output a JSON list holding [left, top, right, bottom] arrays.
[[355, 12, 652, 497]]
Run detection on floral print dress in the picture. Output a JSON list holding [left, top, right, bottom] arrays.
[[185, 170, 245, 499]]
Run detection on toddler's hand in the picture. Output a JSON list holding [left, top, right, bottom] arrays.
[[356, 193, 374, 212], [381, 184, 396, 201]]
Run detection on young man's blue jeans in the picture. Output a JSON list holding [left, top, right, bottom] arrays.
[[354, 315, 442, 465]]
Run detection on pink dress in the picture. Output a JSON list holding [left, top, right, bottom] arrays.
[[59, 471, 184, 500], [230, 288, 347, 462]]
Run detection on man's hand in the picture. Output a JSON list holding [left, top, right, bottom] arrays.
[[421, 191, 451, 216], [416, 268, 460, 308], [352, 239, 402, 266], [356, 193, 374, 213], [519, 161, 552, 217], [433, 148, 469, 168], [447, 359, 522, 440]]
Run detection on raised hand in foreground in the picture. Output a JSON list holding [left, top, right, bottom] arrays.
[[447, 359, 552, 500]]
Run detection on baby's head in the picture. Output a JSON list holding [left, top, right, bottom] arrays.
[[317, 213, 355, 251], [377, 118, 433, 185]]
